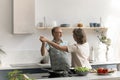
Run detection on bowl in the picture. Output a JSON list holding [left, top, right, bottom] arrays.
[[74, 67, 90, 76], [60, 24, 70, 27], [69, 68, 76, 74], [75, 71, 89, 76]]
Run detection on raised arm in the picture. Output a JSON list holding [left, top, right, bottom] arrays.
[[40, 42, 47, 56], [40, 36, 68, 52], [39, 36, 48, 56]]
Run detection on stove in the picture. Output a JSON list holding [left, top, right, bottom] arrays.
[[24, 69, 78, 79]]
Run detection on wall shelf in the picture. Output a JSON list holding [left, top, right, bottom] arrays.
[[36, 26, 108, 31]]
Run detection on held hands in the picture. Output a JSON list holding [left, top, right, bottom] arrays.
[[39, 36, 48, 42]]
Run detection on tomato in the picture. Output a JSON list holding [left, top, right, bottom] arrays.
[[97, 68, 109, 74], [97, 68, 104, 73], [102, 68, 108, 73]]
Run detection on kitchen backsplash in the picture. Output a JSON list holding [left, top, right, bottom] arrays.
[[1, 50, 43, 66]]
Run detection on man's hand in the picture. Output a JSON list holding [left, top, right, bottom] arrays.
[[39, 36, 48, 42]]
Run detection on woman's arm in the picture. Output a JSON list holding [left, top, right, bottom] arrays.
[[40, 36, 68, 52]]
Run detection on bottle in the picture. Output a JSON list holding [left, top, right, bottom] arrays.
[[51, 21, 57, 27], [89, 46, 95, 63]]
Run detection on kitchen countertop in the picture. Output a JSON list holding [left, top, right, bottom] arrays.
[[1, 62, 120, 80], [0, 61, 120, 70], [0, 63, 51, 70], [90, 61, 120, 65], [32, 71, 120, 80]]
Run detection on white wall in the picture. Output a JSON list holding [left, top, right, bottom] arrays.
[[0, 0, 42, 65], [0, 0, 120, 65], [35, 0, 120, 61], [36, 0, 111, 26]]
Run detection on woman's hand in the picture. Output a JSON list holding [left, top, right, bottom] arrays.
[[39, 36, 48, 42]]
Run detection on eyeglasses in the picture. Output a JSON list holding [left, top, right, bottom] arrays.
[[54, 31, 62, 33]]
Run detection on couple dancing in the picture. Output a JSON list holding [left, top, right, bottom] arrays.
[[40, 27, 91, 72]]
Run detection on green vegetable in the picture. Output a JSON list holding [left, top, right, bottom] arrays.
[[75, 67, 90, 72], [8, 70, 34, 80]]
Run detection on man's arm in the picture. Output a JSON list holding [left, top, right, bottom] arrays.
[[41, 42, 47, 56], [40, 36, 68, 52]]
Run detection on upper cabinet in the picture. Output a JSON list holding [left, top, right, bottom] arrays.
[[13, 0, 35, 34]]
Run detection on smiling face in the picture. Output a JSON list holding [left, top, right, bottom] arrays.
[[52, 27, 63, 40]]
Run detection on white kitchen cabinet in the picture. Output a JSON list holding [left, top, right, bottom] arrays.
[[13, 0, 35, 34]]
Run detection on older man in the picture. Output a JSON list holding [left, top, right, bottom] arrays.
[[40, 27, 71, 71]]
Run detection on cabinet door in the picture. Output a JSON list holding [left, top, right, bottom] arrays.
[[13, 0, 35, 34]]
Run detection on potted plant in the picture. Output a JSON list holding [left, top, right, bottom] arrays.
[[97, 33, 111, 61], [8, 70, 34, 80]]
